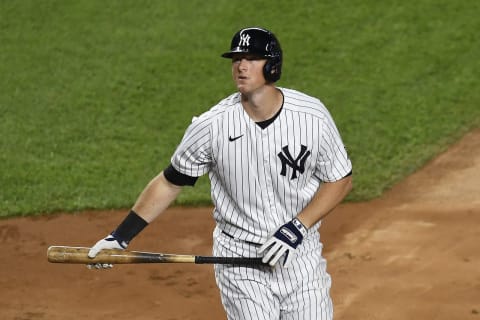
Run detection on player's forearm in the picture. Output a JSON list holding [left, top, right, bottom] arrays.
[[296, 175, 353, 228], [132, 171, 183, 223]]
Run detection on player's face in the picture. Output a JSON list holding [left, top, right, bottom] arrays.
[[231, 54, 268, 94]]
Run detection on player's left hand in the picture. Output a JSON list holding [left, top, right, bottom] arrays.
[[258, 218, 307, 267]]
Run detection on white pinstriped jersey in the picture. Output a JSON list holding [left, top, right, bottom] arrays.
[[171, 88, 352, 244]]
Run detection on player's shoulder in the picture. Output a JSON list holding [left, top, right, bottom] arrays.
[[216, 92, 241, 110], [190, 92, 240, 124], [281, 87, 319, 104], [280, 87, 331, 119]]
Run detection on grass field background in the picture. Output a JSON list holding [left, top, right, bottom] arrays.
[[1, 0, 479, 217]]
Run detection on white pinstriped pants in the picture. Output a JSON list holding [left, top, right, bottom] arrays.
[[213, 228, 333, 320]]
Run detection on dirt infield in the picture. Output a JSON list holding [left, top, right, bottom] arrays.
[[1, 129, 479, 320]]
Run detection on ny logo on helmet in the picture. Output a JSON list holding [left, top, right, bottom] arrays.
[[239, 33, 251, 47]]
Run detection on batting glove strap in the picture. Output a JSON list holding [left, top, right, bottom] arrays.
[[111, 210, 148, 247], [292, 218, 308, 237], [107, 233, 128, 249]]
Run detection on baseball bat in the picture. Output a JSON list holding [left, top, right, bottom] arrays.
[[47, 246, 267, 265]]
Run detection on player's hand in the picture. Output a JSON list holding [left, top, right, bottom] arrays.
[[87, 234, 127, 270], [258, 218, 307, 267]]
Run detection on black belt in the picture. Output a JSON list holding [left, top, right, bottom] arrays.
[[221, 230, 262, 246]]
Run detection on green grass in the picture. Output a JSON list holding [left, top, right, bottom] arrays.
[[1, 0, 479, 217]]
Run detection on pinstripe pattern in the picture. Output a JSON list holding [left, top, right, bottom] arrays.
[[171, 87, 350, 319], [213, 228, 333, 320], [172, 88, 351, 243]]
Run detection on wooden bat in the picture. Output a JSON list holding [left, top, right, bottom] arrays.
[[47, 246, 267, 265]]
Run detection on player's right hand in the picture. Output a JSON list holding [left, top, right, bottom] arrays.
[[87, 234, 127, 270], [258, 218, 307, 267]]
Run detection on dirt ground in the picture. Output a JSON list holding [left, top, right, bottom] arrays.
[[1, 129, 479, 320]]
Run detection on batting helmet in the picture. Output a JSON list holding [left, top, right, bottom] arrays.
[[221, 27, 282, 82]]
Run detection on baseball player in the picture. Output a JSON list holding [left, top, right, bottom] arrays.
[[89, 27, 353, 320]]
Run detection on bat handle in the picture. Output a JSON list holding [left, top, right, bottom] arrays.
[[195, 256, 266, 265]]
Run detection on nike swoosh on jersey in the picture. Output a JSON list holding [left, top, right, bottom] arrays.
[[228, 134, 244, 142]]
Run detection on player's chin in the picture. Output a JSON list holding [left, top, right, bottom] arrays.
[[235, 83, 250, 94]]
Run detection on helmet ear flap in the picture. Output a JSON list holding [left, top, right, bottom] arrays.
[[263, 56, 282, 82]]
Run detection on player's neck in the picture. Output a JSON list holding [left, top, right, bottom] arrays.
[[241, 86, 283, 122]]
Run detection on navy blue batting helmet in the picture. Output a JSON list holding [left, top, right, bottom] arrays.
[[222, 27, 282, 82]]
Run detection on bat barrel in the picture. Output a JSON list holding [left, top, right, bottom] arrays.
[[47, 246, 196, 264], [48, 246, 135, 264]]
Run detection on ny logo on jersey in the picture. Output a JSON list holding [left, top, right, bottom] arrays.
[[277, 145, 311, 180], [239, 33, 251, 47]]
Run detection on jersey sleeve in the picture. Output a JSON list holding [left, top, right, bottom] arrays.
[[315, 112, 352, 182], [170, 115, 213, 177]]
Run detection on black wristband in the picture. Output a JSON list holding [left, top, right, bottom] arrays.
[[111, 210, 148, 245]]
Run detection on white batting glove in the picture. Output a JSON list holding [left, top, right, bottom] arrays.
[[86, 234, 127, 270], [258, 218, 307, 267]]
